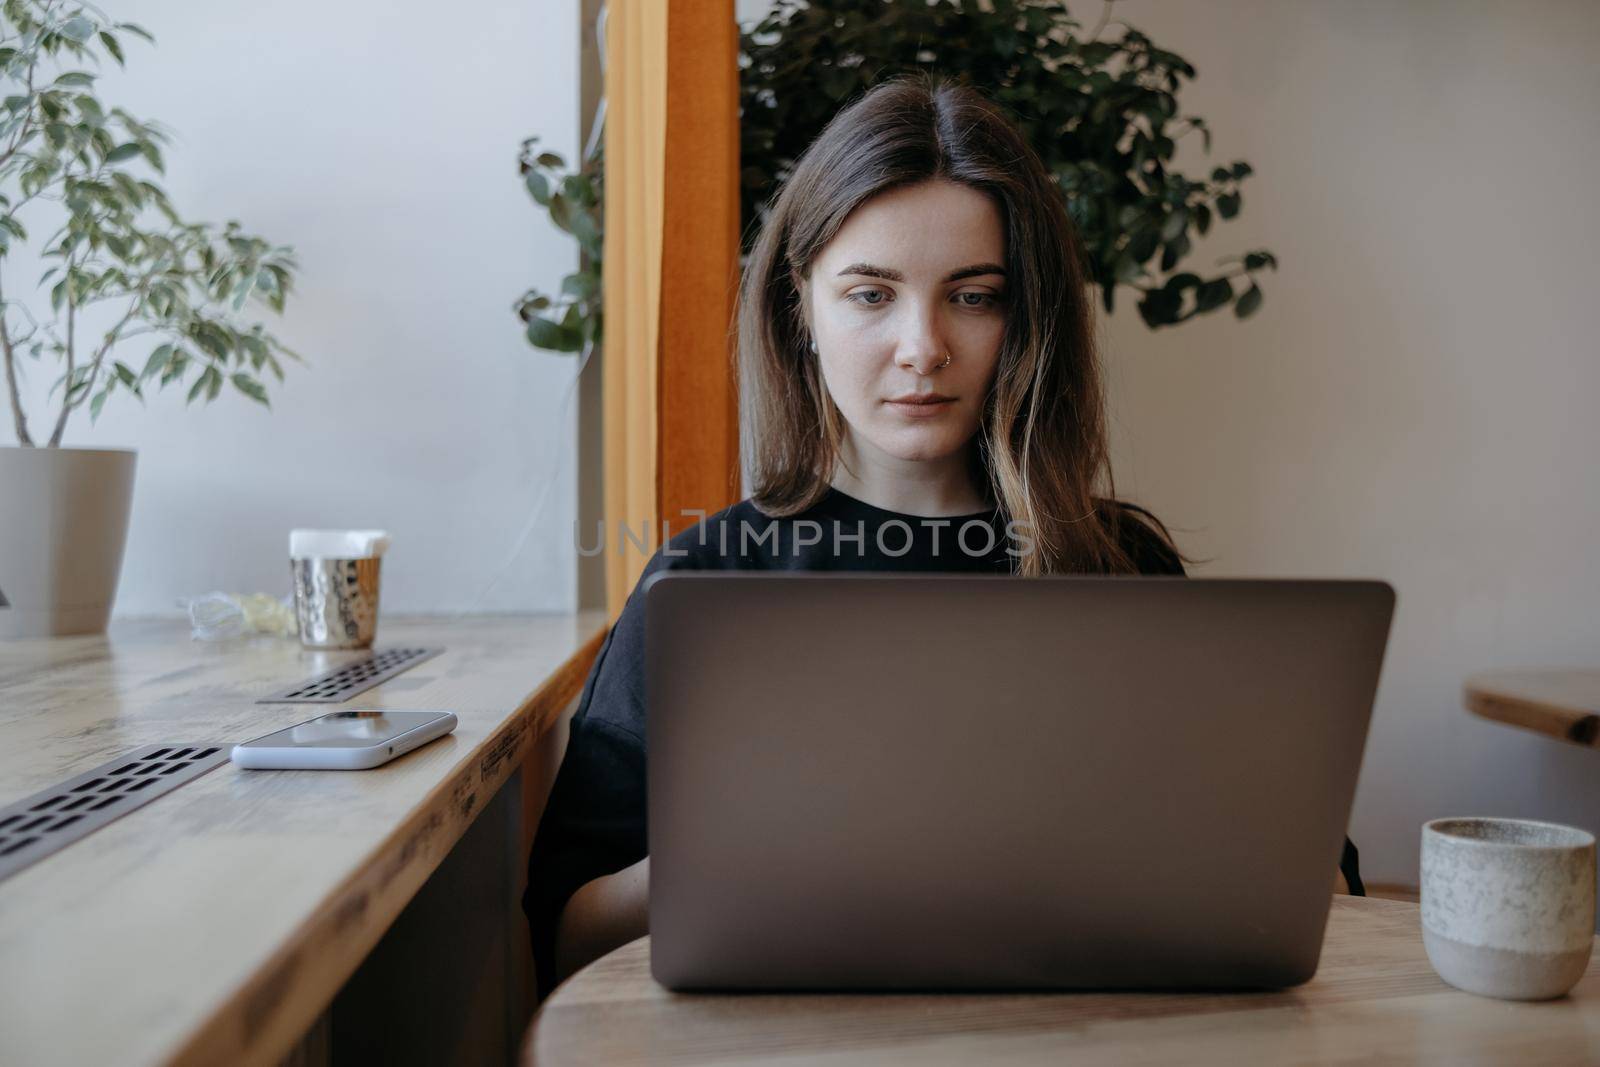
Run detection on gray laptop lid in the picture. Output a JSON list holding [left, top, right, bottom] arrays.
[[645, 574, 1394, 991]]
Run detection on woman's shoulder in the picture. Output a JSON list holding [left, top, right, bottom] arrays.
[[632, 497, 777, 586], [669, 497, 778, 560], [1104, 501, 1186, 576]]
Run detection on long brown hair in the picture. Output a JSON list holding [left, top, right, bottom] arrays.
[[737, 74, 1181, 575]]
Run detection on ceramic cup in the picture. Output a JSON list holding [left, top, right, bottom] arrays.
[[1421, 817, 1596, 1000]]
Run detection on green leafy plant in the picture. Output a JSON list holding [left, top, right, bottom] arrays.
[[513, 134, 601, 355], [0, 0, 300, 447], [518, 0, 1273, 355]]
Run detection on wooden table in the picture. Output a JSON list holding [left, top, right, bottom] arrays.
[[0, 613, 605, 1067], [1465, 669, 1600, 747], [526, 898, 1600, 1064]]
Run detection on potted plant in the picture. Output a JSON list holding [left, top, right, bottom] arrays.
[[516, 0, 1277, 356], [0, 2, 299, 638]]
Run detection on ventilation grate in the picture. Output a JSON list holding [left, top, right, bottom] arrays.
[[256, 646, 444, 704], [0, 745, 230, 884]]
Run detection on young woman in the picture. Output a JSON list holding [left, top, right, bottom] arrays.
[[525, 76, 1362, 998]]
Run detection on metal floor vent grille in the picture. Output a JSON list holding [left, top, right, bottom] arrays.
[[257, 646, 443, 704], [0, 745, 230, 883]]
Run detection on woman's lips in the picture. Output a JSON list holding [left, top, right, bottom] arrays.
[[884, 397, 955, 417]]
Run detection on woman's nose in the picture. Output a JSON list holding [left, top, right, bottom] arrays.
[[895, 305, 950, 374]]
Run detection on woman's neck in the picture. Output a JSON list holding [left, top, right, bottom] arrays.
[[830, 437, 988, 518]]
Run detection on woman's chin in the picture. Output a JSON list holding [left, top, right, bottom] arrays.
[[862, 424, 974, 463]]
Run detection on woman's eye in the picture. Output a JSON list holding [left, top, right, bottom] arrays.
[[846, 289, 889, 307], [955, 291, 998, 309]]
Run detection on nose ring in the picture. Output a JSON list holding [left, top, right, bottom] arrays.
[[938, 354, 951, 370]]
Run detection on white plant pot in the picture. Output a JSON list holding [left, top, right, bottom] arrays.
[[0, 446, 137, 638]]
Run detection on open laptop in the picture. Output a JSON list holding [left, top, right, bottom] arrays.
[[643, 573, 1394, 991]]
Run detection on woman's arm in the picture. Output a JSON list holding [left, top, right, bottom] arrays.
[[553, 856, 650, 983]]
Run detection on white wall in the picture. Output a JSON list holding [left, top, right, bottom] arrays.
[[14, 0, 582, 615], [1100, 0, 1600, 889]]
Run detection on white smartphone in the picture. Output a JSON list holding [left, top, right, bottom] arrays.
[[231, 710, 458, 770]]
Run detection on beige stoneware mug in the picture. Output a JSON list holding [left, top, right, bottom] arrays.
[[1421, 817, 1596, 1000]]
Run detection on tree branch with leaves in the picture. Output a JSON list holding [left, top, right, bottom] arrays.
[[0, 0, 300, 447]]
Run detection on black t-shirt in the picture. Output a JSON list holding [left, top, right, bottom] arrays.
[[523, 487, 1361, 997]]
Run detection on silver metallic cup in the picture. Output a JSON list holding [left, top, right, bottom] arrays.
[[291, 556, 381, 649]]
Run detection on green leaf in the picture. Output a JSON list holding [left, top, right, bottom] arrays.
[[525, 171, 550, 204], [1195, 277, 1234, 312], [90, 389, 108, 420], [567, 210, 600, 257], [1164, 207, 1190, 243], [525, 316, 583, 352], [1234, 283, 1263, 318], [161, 351, 189, 385], [1230, 161, 1254, 180], [1127, 230, 1159, 264], [1217, 192, 1241, 219], [114, 362, 138, 389], [60, 17, 95, 42], [536, 151, 564, 168], [186, 371, 208, 404], [53, 72, 94, 87], [560, 272, 598, 300], [192, 322, 232, 361], [98, 32, 124, 66], [231, 372, 269, 406], [547, 194, 571, 230], [1159, 233, 1190, 271], [105, 143, 141, 164], [239, 334, 268, 367], [1137, 288, 1182, 328], [562, 174, 595, 206], [142, 343, 173, 380]]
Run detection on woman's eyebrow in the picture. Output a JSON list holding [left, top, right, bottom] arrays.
[[835, 262, 1007, 283], [836, 262, 904, 281], [945, 263, 1007, 282]]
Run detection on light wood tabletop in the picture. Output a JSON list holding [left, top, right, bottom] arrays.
[[1465, 669, 1600, 747], [0, 612, 606, 1067], [526, 897, 1600, 1065]]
